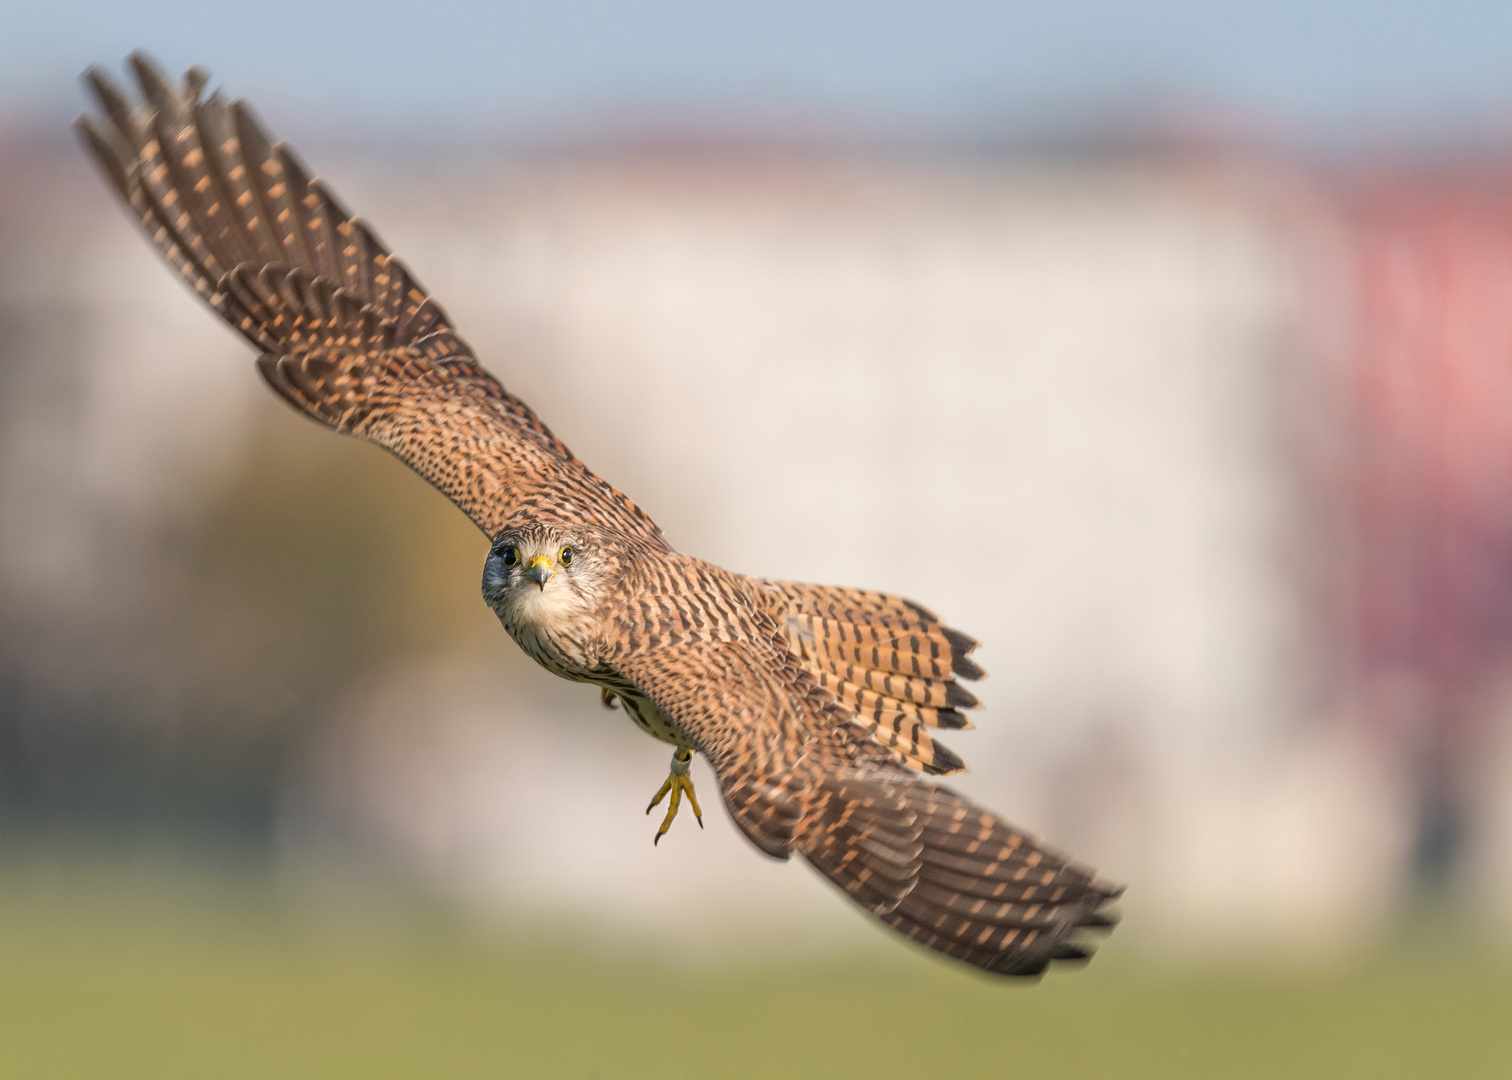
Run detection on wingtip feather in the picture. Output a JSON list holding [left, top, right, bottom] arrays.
[[184, 65, 211, 102], [82, 65, 138, 143], [128, 51, 174, 109], [73, 115, 133, 201]]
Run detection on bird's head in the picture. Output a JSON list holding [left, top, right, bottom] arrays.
[[481, 523, 612, 633]]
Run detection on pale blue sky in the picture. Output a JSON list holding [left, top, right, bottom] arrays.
[[6, 1, 1512, 142]]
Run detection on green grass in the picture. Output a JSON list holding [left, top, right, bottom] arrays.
[[1, 868, 1509, 1079]]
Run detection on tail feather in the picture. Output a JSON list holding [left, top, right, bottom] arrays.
[[808, 658, 978, 718], [754, 580, 984, 772], [857, 707, 964, 776]]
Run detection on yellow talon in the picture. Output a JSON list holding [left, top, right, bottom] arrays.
[[646, 747, 703, 844]]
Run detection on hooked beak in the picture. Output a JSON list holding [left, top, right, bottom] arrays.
[[525, 555, 554, 589]]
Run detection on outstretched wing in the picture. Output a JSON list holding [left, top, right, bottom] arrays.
[[75, 53, 663, 545], [613, 636, 1121, 978]]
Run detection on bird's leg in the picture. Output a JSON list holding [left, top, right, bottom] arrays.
[[646, 747, 702, 845]]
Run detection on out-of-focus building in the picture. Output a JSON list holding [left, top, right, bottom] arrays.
[[3, 131, 1511, 959], [1327, 172, 1512, 932]]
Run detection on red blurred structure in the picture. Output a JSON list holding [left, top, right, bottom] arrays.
[[1339, 169, 1512, 883]]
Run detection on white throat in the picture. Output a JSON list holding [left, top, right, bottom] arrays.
[[495, 578, 595, 670]]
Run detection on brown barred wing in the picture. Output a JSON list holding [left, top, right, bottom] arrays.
[[613, 638, 1119, 978], [77, 55, 455, 362], [75, 54, 663, 544], [255, 336, 661, 538], [803, 773, 1122, 977], [754, 579, 984, 775]]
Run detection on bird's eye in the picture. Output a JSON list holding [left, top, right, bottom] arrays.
[[500, 546, 519, 567], [559, 546, 574, 567]]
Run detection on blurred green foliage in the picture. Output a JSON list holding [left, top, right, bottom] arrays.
[[0, 398, 499, 848], [1, 865, 1508, 1080]]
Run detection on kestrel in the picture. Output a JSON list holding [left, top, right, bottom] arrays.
[[77, 54, 1121, 978]]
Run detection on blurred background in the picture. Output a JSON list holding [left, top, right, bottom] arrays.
[[4, 2, 1512, 1077]]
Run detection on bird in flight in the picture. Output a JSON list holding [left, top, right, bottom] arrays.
[[77, 54, 1121, 978]]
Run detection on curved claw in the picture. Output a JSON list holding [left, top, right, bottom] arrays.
[[646, 748, 702, 844], [646, 777, 674, 815]]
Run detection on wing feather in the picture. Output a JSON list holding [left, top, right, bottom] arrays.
[[76, 53, 663, 544], [612, 635, 1120, 978]]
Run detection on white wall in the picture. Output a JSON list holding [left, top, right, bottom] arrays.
[[2, 148, 1416, 957], [278, 157, 1412, 957]]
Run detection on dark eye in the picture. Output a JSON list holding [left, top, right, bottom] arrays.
[[499, 546, 519, 567], [559, 546, 574, 567]]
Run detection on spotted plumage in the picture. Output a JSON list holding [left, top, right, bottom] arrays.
[[77, 54, 1121, 978]]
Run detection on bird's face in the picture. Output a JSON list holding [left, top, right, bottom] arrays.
[[481, 524, 606, 639]]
